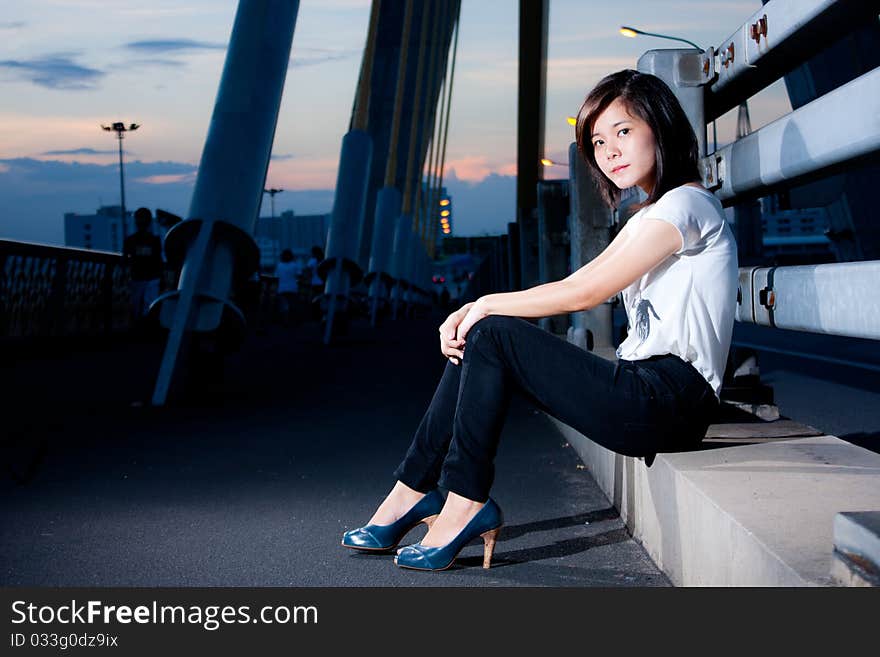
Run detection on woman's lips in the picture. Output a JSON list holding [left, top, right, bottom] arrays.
[[611, 164, 629, 174]]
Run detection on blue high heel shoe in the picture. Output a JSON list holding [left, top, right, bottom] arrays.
[[341, 489, 445, 552], [394, 497, 503, 571]]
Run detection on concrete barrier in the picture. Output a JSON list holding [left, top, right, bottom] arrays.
[[545, 349, 880, 586]]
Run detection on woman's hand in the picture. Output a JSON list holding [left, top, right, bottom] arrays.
[[438, 300, 490, 365], [455, 299, 489, 343], [439, 302, 473, 365]]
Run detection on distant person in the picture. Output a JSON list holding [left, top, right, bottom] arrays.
[[123, 207, 162, 322], [306, 245, 324, 295], [440, 286, 451, 311], [306, 245, 325, 320], [274, 249, 302, 327]]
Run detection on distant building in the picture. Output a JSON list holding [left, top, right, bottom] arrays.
[[253, 210, 329, 270], [759, 196, 835, 264], [64, 206, 136, 253]]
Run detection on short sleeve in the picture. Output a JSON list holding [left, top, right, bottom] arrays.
[[643, 188, 703, 256]]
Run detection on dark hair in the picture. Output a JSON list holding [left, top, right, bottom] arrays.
[[134, 207, 152, 227], [280, 248, 294, 263], [310, 245, 324, 259], [575, 69, 700, 210]]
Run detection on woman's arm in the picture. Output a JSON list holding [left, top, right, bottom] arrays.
[[456, 218, 682, 339]]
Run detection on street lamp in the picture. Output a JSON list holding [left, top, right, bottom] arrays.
[[263, 187, 284, 220], [618, 26, 717, 150], [541, 158, 568, 168], [619, 25, 701, 50], [101, 121, 139, 242]]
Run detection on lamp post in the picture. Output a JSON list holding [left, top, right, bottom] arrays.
[[101, 121, 139, 242], [619, 25, 701, 50], [540, 158, 568, 168], [618, 26, 717, 150], [263, 187, 283, 220]]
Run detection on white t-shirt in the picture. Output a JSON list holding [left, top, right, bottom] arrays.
[[615, 185, 738, 400], [275, 260, 302, 294]]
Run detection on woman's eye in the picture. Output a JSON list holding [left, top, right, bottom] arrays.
[[618, 128, 630, 137], [592, 140, 603, 148]]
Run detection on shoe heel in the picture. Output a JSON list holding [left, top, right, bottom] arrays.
[[481, 527, 501, 569], [422, 514, 439, 529]]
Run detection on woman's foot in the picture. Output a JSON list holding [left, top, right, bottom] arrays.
[[394, 496, 503, 570], [342, 485, 444, 552], [368, 480, 428, 526], [418, 492, 486, 547]]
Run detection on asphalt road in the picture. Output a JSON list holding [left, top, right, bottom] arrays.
[[1, 312, 669, 587]]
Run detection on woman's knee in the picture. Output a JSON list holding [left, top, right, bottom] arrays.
[[471, 314, 518, 335], [464, 315, 518, 360]]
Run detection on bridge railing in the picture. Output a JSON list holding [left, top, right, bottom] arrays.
[[0, 240, 132, 339], [637, 0, 879, 342]]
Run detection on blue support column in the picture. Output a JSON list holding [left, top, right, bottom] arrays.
[[365, 186, 401, 324], [321, 130, 372, 343], [390, 212, 412, 319], [151, 0, 300, 406]]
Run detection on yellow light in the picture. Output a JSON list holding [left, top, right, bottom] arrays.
[[440, 210, 450, 217], [620, 27, 638, 38], [566, 116, 577, 126], [439, 199, 450, 206], [540, 158, 554, 166]]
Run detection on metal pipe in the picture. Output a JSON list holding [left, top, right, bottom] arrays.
[[430, 0, 461, 258], [708, 0, 875, 122], [736, 261, 880, 340], [705, 67, 880, 203]]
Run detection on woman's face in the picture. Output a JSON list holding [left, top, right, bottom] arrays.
[[590, 97, 657, 194]]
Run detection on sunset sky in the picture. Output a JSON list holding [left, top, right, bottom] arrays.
[[0, 0, 789, 245]]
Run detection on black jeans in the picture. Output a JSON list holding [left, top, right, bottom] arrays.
[[393, 315, 719, 502]]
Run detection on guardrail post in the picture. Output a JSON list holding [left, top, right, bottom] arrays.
[[536, 179, 570, 335], [567, 141, 613, 352]]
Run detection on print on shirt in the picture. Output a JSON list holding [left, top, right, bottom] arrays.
[[633, 294, 660, 345]]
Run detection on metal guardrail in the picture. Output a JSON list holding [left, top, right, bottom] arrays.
[[641, 0, 880, 341], [708, 0, 875, 121], [704, 67, 880, 203], [0, 240, 133, 339]]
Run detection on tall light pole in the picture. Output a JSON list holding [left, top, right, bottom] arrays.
[[101, 121, 139, 243], [263, 187, 283, 220]]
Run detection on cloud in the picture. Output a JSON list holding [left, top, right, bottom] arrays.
[[125, 39, 226, 54], [444, 156, 517, 183], [271, 154, 295, 161], [0, 21, 26, 29], [127, 58, 187, 68], [0, 54, 105, 90], [289, 47, 358, 68], [41, 148, 117, 156], [135, 172, 197, 185], [0, 156, 516, 245]]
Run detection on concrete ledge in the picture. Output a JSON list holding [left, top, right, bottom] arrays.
[[548, 417, 880, 586]]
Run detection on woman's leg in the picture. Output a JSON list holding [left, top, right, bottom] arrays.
[[436, 314, 666, 503], [366, 359, 463, 526], [391, 358, 463, 493]]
